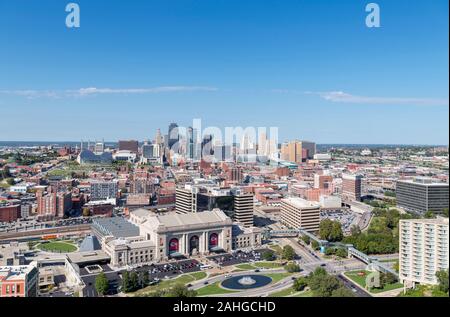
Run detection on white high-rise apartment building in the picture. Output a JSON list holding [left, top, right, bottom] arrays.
[[399, 218, 449, 286]]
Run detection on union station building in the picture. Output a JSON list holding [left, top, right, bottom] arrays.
[[92, 209, 262, 267]]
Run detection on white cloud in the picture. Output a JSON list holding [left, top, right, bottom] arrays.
[[74, 86, 218, 96], [0, 86, 218, 99], [309, 91, 449, 106], [0, 90, 59, 99]]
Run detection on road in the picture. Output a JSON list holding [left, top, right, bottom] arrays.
[[336, 274, 371, 297]]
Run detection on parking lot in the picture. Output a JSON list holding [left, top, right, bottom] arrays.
[[80, 259, 202, 297], [320, 209, 359, 234], [207, 248, 270, 267]]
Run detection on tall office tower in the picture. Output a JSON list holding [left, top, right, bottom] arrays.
[[90, 180, 118, 200], [186, 126, 195, 160], [280, 197, 320, 232], [280, 142, 289, 161], [227, 166, 244, 183], [280, 140, 316, 163], [175, 187, 197, 214], [213, 144, 232, 162], [118, 140, 139, 153], [168, 123, 179, 151], [301, 141, 316, 160], [258, 132, 268, 156], [201, 134, 213, 158], [240, 133, 256, 155], [399, 218, 449, 286], [94, 141, 105, 154], [396, 178, 449, 215], [232, 191, 254, 227], [142, 141, 153, 158], [342, 174, 363, 202], [155, 128, 163, 145]]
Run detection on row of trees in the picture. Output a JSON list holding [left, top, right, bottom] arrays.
[[293, 267, 354, 297], [324, 247, 347, 258], [121, 271, 150, 293], [262, 245, 296, 262], [144, 284, 197, 297], [342, 208, 409, 255]]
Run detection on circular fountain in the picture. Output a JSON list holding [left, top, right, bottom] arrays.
[[221, 274, 272, 290], [238, 276, 257, 286]]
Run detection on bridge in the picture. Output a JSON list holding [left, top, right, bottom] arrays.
[[263, 228, 328, 245], [348, 246, 399, 277]]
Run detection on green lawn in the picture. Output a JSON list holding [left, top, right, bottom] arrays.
[[235, 263, 256, 270], [134, 272, 206, 296], [344, 270, 403, 294], [196, 282, 238, 296], [189, 272, 207, 280], [264, 273, 292, 283], [38, 241, 77, 253], [235, 261, 283, 271], [255, 262, 283, 269], [293, 290, 313, 297], [269, 287, 298, 297]]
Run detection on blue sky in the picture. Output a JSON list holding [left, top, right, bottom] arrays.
[[0, 0, 448, 144]]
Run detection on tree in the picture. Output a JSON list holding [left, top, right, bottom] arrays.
[[311, 240, 320, 250], [301, 235, 311, 245], [285, 263, 301, 273], [309, 274, 341, 297], [142, 271, 150, 287], [330, 221, 343, 242], [293, 277, 308, 291], [436, 270, 449, 294], [282, 245, 296, 261], [261, 250, 276, 261], [166, 284, 197, 297], [319, 219, 333, 241], [331, 287, 354, 297], [443, 208, 449, 218], [393, 260, 399, 273], [320, 219, 343, 242], [335, 248, 348, 258], [121, 271, 132, 293], [130, 272, 139, 291], [350, 225, 361, 236], [424, 211, 435, 219], [95, 272, 109, 296]]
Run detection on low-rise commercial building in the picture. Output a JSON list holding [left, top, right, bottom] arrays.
[[280, 197, 320, 232], [0, 264, 38, 297]]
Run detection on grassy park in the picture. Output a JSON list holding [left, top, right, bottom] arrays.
[[134, 272, 207, 296], [344, 270, 403, 294], [37, 241, 78, 253], [234, 261, 283, 271], [196, 282, 238, 296]]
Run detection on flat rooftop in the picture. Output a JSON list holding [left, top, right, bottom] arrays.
[[281, 197, 320, 209], [397, 178, 449, 186], [92, 217, 140, 238], [0, 265, 35, 281]]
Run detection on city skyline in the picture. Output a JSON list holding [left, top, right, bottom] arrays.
[[1, 0, 449, 144]]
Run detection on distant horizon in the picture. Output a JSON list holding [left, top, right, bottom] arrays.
[[0, 140, 448, 147]]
